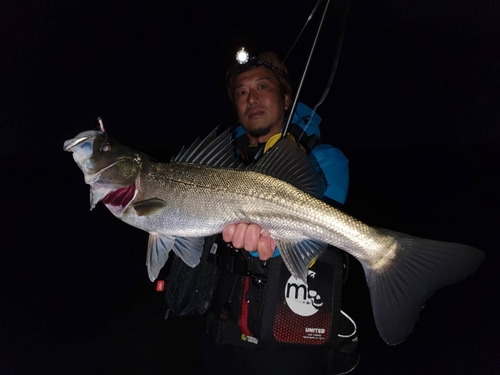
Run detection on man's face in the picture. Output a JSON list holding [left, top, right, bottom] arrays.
[[234, 66, 291, 143]]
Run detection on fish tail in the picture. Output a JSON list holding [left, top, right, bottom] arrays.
[[362, 229, 485, 345]]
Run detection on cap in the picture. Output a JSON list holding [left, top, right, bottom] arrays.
[[225, 49, 292, 106]]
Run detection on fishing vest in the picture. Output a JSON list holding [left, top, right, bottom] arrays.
[[163, 124, 348, 350]]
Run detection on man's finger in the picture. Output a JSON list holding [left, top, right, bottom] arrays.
[[257, 230, 275, 260], [243, 224, 261, 252], [222, 224, 237, 243]]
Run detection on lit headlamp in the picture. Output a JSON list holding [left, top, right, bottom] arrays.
[[229, 47, 291, 85], [236, 48, 250, 64]]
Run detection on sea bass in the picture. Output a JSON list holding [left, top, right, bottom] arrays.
[[64, 122, 484, 345]]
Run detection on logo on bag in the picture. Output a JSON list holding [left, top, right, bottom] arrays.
[[284, 270, 323, 316]]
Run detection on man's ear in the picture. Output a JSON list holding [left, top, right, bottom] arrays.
[[284, 94, 291, 111]]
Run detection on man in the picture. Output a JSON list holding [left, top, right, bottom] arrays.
[[164, 51, 357, 375], [222, 52, 357, 374]]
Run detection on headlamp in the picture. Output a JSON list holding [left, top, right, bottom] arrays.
[[229, 47, 291, 85], [236, 48, 250, 64]]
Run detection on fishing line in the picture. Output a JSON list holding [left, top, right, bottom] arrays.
[[281, 0, 351, 142], [281, 0, 332, 139], [302, 0, 351, 141], [282, 0, 324, 66]]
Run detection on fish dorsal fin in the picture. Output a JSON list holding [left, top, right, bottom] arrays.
[[250, 138, 326, 199], [171, 127, 242, 168], [171, 128, 325, 197]]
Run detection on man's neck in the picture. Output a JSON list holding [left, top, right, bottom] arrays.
[[247, 134, 271, 145], [246, 123, 284, 145]]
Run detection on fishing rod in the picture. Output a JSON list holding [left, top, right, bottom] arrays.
[[281, 0, 332, 139], [282, 0, 351, 141]]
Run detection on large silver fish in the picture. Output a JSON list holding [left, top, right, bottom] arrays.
[[64, 122, 484, 345]]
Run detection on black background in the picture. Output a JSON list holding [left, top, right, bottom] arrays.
[[2, 0, 499, 374]]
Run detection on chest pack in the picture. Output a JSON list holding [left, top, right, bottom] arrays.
[[205, 238, 345, 350]]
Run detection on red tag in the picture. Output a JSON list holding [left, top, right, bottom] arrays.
[[156, 280, 165, 292]]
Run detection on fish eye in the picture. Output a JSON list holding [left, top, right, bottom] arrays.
[[101, 142, 112, 152]]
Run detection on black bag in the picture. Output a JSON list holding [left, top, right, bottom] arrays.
[[163, 235, 219, 318], [206, 239, 345, 350]]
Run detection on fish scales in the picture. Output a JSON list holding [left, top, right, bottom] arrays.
[[141, 162, 384, 260]]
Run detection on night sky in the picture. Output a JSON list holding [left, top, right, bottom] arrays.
[[2, 1, 500, 374]]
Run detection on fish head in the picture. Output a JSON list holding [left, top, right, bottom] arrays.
[[64, 129, 143, 210]]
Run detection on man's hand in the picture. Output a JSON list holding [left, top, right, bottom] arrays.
[[222, 223, 276, 261]]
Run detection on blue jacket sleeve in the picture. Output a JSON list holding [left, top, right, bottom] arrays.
[[310, 144, 349, 204]]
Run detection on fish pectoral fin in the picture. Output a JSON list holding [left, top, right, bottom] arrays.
[[146, 233, 175, 282], [171, 236, 204, 268], [363, 228, 485, 346], [146, 234, 204, 282], [133, 198, 168, 216], [275, 239, 328, 283]]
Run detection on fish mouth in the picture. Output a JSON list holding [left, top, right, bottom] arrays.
[[63, 135, 91, 151], [84, 160, 122, 184], [86, 159, 132, 210], [63, 130, 103, 152]]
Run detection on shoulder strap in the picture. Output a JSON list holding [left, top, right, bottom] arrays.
[[286, 123, 323, 154]]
